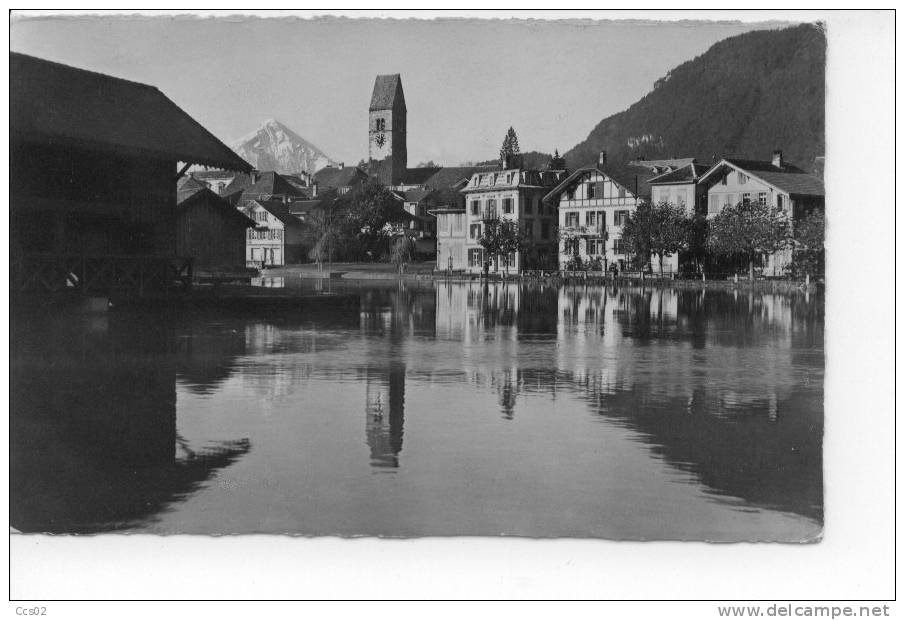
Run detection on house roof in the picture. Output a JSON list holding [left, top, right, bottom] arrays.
[[543, 166, 646, 204], [314, 165, 366, 188], [177, 174, 211, 202], [10, 52, 251, 172], [399, 167, 442, 186], [177, 186, 256, 228], [402, 188, 436, 203], [239, 171, 308, 203], [648, 163, 711, 185], [249, 199, 305, 228], [700, 158, 825, 197], [422, 165, 501, 190], [369, 74, 406, 112]]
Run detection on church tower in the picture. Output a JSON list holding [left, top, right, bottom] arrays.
[[368, 74, 407, 186]]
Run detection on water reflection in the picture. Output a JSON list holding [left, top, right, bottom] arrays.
[[10, 310, 251, 533], [10, 281, 824, 537]]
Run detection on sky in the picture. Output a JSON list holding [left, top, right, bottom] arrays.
[[10, 14, 791, 167]]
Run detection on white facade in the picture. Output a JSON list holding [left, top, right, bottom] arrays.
[[243, 202, 285, 266], [460, 169, 562, 274], [550, 168, 652, 271]]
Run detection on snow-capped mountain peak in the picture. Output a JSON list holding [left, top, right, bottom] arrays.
[[231, 119, 334, 175]]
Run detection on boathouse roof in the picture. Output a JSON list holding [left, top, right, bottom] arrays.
[[10, 52, 252, 172]]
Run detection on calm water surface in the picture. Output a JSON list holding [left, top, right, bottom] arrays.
[[11, 281, 824, 540]]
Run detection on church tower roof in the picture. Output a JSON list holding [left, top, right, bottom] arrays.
[[369, 74, 406, 112]]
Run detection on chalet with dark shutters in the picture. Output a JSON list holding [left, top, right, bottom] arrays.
[[10, 52, 252, 298]]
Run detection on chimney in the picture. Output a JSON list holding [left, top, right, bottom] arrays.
[[250, 169, 259, 184], [598, 151, 607, 168], [312, 182, 318, 198], [772, 150, 783, 168]]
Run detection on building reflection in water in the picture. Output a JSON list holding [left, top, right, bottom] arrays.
[[357, 282, 431, 470], [364, 362, 406, 469], [10, 309, 251, 533], [433, 280, 823, 522]]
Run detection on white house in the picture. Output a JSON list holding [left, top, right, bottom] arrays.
[[459, 167, 565, 274], [696, 151, 825, 275], [543, 166, 647, 272]]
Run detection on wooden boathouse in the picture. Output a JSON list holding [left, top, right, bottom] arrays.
[[10, 52, 252, 301]]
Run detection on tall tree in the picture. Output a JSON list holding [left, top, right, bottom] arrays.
[[706, 200, 791, 281], [347, 179, 407, 260], [792, 209, 825, 278], [479, 216, 523, 276], [499, 127, 521, 168], [621, 201, 691, 275]]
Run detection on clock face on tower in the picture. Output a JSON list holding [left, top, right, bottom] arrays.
[[374, 132, 386, 148]]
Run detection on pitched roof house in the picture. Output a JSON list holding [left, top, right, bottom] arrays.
[[10, 52, 251, 297]]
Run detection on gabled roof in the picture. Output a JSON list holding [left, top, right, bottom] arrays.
[[699, 158, 825, 197], [248, 199, 305, 228], [543, 166, 641, 204], [422, 165, 501, 190], [239, 171, 308, 203], [177, 186, 256, 228], [314, 165, 367, 188], [648, 163, 711, 185], [369, 74, 406, 112], [177, 174, 211, 202], [402, 188, 436, 203], [10, 52, 251, 172], [399, 167, 442, 186]]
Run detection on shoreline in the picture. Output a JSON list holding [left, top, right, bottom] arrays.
[[263, 264, 823, 294]]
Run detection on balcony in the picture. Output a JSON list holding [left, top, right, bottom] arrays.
[[560, 224, 606, 238]]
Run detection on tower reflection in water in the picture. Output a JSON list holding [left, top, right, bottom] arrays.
[[10, 309, 251, 533]]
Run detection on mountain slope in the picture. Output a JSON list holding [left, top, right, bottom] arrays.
[[565, 24, 826, 172], [231, 119, 334, 175]]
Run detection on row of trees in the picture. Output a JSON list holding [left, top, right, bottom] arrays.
[[620, 200, 825, 280]]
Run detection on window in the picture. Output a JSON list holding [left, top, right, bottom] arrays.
[[506, 173, 513, 184], [502, 198, 513, 214], [468, 248, 484, 267], [454, 213, 464, 232], [541, 221, 551, 240], [588, 238, 605, 255], [777, 195, 785, 211], [566, 188, 575, 201], [614, 210, 630, 226], [523, 220, 534, 238], [742, 193, 751, 205], [721, 174, 727, 185], [727, 193, 736, 207], [738, 172, 748, 184], [565, 211, 579, 228], [618, 187, 626, 199], [758, 192, 768, 207], [469, 223, 482, 239], [470, 200, 480, 215], [587, 182, 596, 199], [613, 237, 626, 254], [586, 211, 595, 226], [524, 198, 533, 215], [486, 199, 497, 218]]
